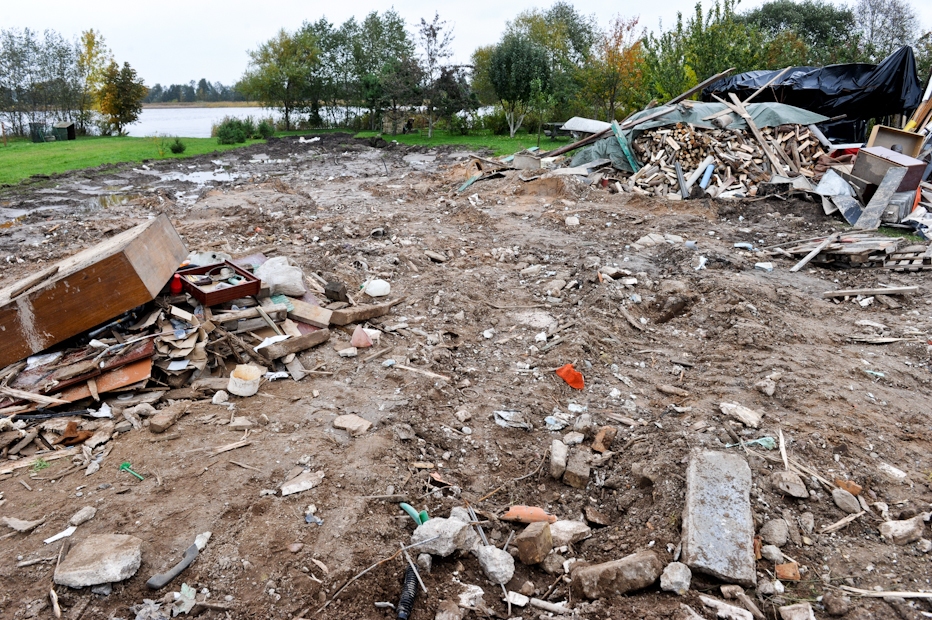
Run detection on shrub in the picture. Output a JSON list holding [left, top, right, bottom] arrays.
[[214, 116, 257, 144], [256, 119, 275, 139], [169, 138, 186, 154]]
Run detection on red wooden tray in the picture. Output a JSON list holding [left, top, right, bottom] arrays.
[[176, 261, 260, 306]]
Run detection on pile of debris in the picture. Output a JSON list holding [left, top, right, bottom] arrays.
[[0, 214, 400, 455], [629, 123, 826, 198]]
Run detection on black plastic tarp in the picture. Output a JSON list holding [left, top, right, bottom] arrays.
[[702, 46, 922, 143]]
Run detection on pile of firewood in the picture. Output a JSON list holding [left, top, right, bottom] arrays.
[[627, 123, 828, 198]]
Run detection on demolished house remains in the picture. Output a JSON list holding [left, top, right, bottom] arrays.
[[0, 43, 931, 620]]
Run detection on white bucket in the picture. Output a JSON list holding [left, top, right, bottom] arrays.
[[227, 364, 262, 397]]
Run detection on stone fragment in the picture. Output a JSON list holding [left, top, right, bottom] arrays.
[[563, 449, 590, 489], [565, 216, 580, 227], [505, 590, 529, 607], [332, 414, 371, 436], [757, 580, 784, 595], [584, 506, 610, 526], [211, 391, 228, 405], [660, 562, 691, 595], [760, 545, 783, 563], [760, 519, 789, 547], [698, 595, 753, 620], [832, 488, 861, 514], [514, 522, 552, 565], [434, 600, 463, 620], [288, 543, 304, 553], [571, 550, 662, 599], [719, 402, 762, 428], [822, 591, 851, 616], [682, 450, 756, 586], [69, 507, 97, 527], [799, 512, 814, 535], [877, 462, 908, 484], [1, 516, 45, 532], [778, 602, 816, 620], [417, 553, 432, 574], [563, 431, 585, 445], [280, 470, 325, 496], [549, 520, 591, 546], [770, 471, 809, 499], [85, 422, 114, 449], [411, 518, 471, 557], [755, 378, 777, 396], [457, 585, 485, 609], [879, 515, 927, 545], [125, 403, 156, 417], [775, 562, 800, 581], [541, 553, 566, 575], [550, 440, 568, 479], [228, 416, 255, 430], [834, 479, 862, 496], [475, 545, 514, 585], [113, 420, 133, 434], [919, 539, 932, 553], [149, 403, 188, 434], [592, 426, 617, 452], [53, 534, 142, 587]]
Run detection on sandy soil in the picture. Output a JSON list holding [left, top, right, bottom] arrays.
[[0, 134, 930, 620]]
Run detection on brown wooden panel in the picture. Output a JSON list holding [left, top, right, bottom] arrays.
[[0, 215, 187, 367]]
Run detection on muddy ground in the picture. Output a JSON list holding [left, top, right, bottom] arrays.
[[0, 133, 930, 620]]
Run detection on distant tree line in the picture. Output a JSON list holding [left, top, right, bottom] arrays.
[[239, 0, 931, 136], [144, 79, 245, 104], [0, 28, 147, 136]]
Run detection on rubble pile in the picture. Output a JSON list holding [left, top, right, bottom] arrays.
[[630, 123, 826, 198]]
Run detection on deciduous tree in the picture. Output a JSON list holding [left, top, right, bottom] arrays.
[[76, 29, 111, 133], [489, 35, 550, 137], [237, 28, 319, 131], [417, 12, 454, 138], [854, 0, 918, 60], [98, 61, 147, 135]]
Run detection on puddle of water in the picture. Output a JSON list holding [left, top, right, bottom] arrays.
[[86, 194, 140, 210]]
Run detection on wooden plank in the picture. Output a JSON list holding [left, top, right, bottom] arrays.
[[668, 67, 734, 105], [57, 359, 153, 402], [790, 233, 841, 272], [287, 298, 332, 328], [211, 304, 287, 324], [0, 214, 187, 368], [329, 298, 404, 326], [823, 286, 918, 298], [854, 167, 908, 230], [260, 329, 330, 360], [0, 386, 69, 406]]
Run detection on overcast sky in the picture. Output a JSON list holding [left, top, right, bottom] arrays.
[[5, 0, 931, 86]]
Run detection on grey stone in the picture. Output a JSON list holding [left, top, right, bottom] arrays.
[[832, 488, 861, 514], [699, 595, 754, 620], [475, 545, 514, 585], [448, 506, 472, 524], [771, 471, 809, 499], [571, 550, 662, 599], [799, 512, 814, 535], [760, 519, 789, 548], [760, 545, 783, 563], [90, 583, 111, 596], [541, 553, 566, 575], [822, 591, 851, 616], [778, 602, 816, 620], [333, 414, 371, 436], [563, 431, 585, 445], [69, 507, 97, 527], [660, 562, 691, 595], [879, 515, 927, 545], [417, 553, 432, 574], [573, 413, 593, 436], [550, 440, 568, 479], [563, 449, 590, 489], [54, 534, 142, 587], [550, 520, 591, 546], [682, 450, 756, 586], [113, 420, 133, 434], [411, 518, 471, 557], [434, 600, 463, 620]]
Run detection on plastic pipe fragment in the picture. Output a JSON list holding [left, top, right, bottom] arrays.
[[699, 164, 715, 190]]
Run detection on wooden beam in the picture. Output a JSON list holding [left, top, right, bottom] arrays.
[[789, 233, 841, 272], [823, 286, 918, 298], [742, 66, 792, 105], [668, 67, 735, 105], [329, 298, 405, 326], [260, 329, 330, 360]]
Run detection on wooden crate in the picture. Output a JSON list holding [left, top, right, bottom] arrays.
[[176, 261, 260, 306], [0, 214, 187, 367]]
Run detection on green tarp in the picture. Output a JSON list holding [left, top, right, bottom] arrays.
[[570, 102, 829, 173]]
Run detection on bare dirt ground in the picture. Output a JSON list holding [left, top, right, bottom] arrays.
[[0, 133, 930, 620]]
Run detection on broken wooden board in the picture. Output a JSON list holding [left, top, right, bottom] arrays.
[[832, 195, 864, 225], [823, 286, 918, 298], [854, 167, 908, 230], [0, 214, 187, 367], [57, 359, 153, 402], [329, 299, 403, 326], [260, 329, 330, 359], [286, 298, 332, 328]]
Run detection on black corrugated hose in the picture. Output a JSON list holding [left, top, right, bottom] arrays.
[[396, 565, 418, 619]]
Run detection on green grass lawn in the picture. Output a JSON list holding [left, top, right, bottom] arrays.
[[0, 135, 263, 186], [353, 129, 570, 156]]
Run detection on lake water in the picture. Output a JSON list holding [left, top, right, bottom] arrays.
[[126, 107, 279, 138]]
